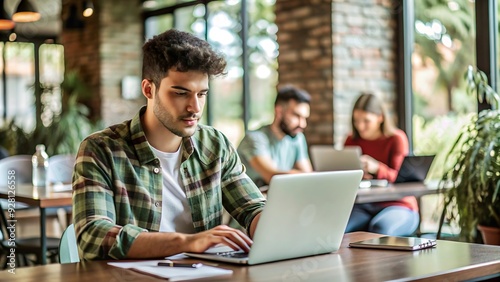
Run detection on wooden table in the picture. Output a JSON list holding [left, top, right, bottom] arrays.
[[0, 181, 438, 266], [355, 181, 440, 204], [0, 184, 72, 265], [2, 232, 500, 281]]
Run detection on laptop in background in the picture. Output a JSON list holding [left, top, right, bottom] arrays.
[[309, 146, 387, 188], [395, 155, 435, 183], [185, 170, 363, 265], [310, 145, 362, 171]]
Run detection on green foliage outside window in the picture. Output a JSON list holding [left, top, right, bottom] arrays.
[[0, 70, 102, 156]]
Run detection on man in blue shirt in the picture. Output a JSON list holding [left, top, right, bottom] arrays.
[[237, 85, 313, 187]]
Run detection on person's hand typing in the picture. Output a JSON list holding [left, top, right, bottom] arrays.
[[184, 225, 253, 253], [360, 154, 380, 175]]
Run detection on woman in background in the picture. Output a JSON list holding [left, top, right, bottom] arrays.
[[344, 93, 419, 236]]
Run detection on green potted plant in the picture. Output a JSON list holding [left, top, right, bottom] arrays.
[[437, 66, 500, 244]]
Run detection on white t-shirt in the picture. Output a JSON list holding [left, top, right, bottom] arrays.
[[150, 145, 196, 234]]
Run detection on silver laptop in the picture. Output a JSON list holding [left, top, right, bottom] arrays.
[[310, 146, 388, 188], [310, 145, 362, 171], [185, 170, 363, 265]]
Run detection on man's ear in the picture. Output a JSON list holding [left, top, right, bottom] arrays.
[[275, 104, 283, 119], [142, 79, 155, 99], [274, 104, 285, 119]]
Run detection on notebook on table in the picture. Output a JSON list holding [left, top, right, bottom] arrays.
[[185, 170, 363, 265], [395, 155, 435, 183]]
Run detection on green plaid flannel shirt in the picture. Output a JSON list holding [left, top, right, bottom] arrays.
[[72, 107, 266, 260]]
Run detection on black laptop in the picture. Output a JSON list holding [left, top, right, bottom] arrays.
[[394, 155, 435, 183]]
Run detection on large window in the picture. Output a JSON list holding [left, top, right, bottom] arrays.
[[206, 1, 245, 143], [39, 43, 65, 127], [0, 42, 64, 132], [143, 0, 278, 146], [411, 0, 477, 179], [405, 1, 499, 236], [1, 42, 36, 130]]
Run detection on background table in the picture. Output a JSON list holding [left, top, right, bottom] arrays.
[[0, 184, 72, 265], [355, 181, 440, 203]]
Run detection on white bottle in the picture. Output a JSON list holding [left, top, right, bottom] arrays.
[[32, 144, 49, 187]]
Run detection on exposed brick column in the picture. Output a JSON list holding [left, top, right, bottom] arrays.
[[275, 0, 398, 147], [275, 0, 334, 146], [61, 0, 144, 125], [99, 0, 144, 125], [61, 0, 102, 120]]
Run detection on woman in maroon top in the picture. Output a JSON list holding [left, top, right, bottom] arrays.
[[344, 93, 419, 236]]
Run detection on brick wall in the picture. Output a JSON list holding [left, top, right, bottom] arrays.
[[61, 0, 101, 120], [275, 0, 398, 148], [99, 0, 144, 125], [61, 0, 144, 126], [275, 0, 335, 145]]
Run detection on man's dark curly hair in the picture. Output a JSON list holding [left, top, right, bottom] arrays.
[[142, 29, 227, 88]]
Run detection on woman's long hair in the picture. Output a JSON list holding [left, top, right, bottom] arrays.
[[351, 93, 396, 139]]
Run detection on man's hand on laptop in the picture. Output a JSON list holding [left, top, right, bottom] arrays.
[[184, 225, 253, 253]]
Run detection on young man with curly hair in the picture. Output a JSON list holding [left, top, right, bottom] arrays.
[[72, 29, 266, 260]]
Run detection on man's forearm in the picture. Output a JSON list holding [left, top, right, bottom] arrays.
[[126, 232, 188, 258], [249, 213, 262, 239]]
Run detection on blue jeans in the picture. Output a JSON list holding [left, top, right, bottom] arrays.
[[345, 203, 420, 236]]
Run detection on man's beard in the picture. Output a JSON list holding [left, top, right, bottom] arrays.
[[153, 98, 198, 138], [279, 120, 301, 138]]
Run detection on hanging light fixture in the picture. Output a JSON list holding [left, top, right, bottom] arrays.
[[82, 0, 94, 18], [64, 3, 84, 29], [0, 0, 15, 30], [12, 0, 41, 23]]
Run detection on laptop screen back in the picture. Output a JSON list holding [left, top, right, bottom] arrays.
[[395, 155, 435, 183], [310, 145, 362, 171], [247, 170, 363, 264], [184, 170, 363, 265]]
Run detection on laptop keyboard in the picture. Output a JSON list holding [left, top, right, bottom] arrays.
[[215, 251, 248, 258]]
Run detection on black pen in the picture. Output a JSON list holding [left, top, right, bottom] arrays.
[[157, 261, 203, 268]]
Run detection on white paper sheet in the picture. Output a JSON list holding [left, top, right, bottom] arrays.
[[108, 260, 233, 281]]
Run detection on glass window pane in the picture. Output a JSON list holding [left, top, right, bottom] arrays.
[[498, 4, 500, 86], [143, 0, 194, 10], [40, 44, 64, 85], [412, 1, 477, 180], [145, 14, 174, 40], [175, 4, 206, 38], [5, 42, 35, 131], [208, 0, 244, 145], [0, 42, 4, 123], [40, 44, 64, 127], [247, 0, 278, 130]]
